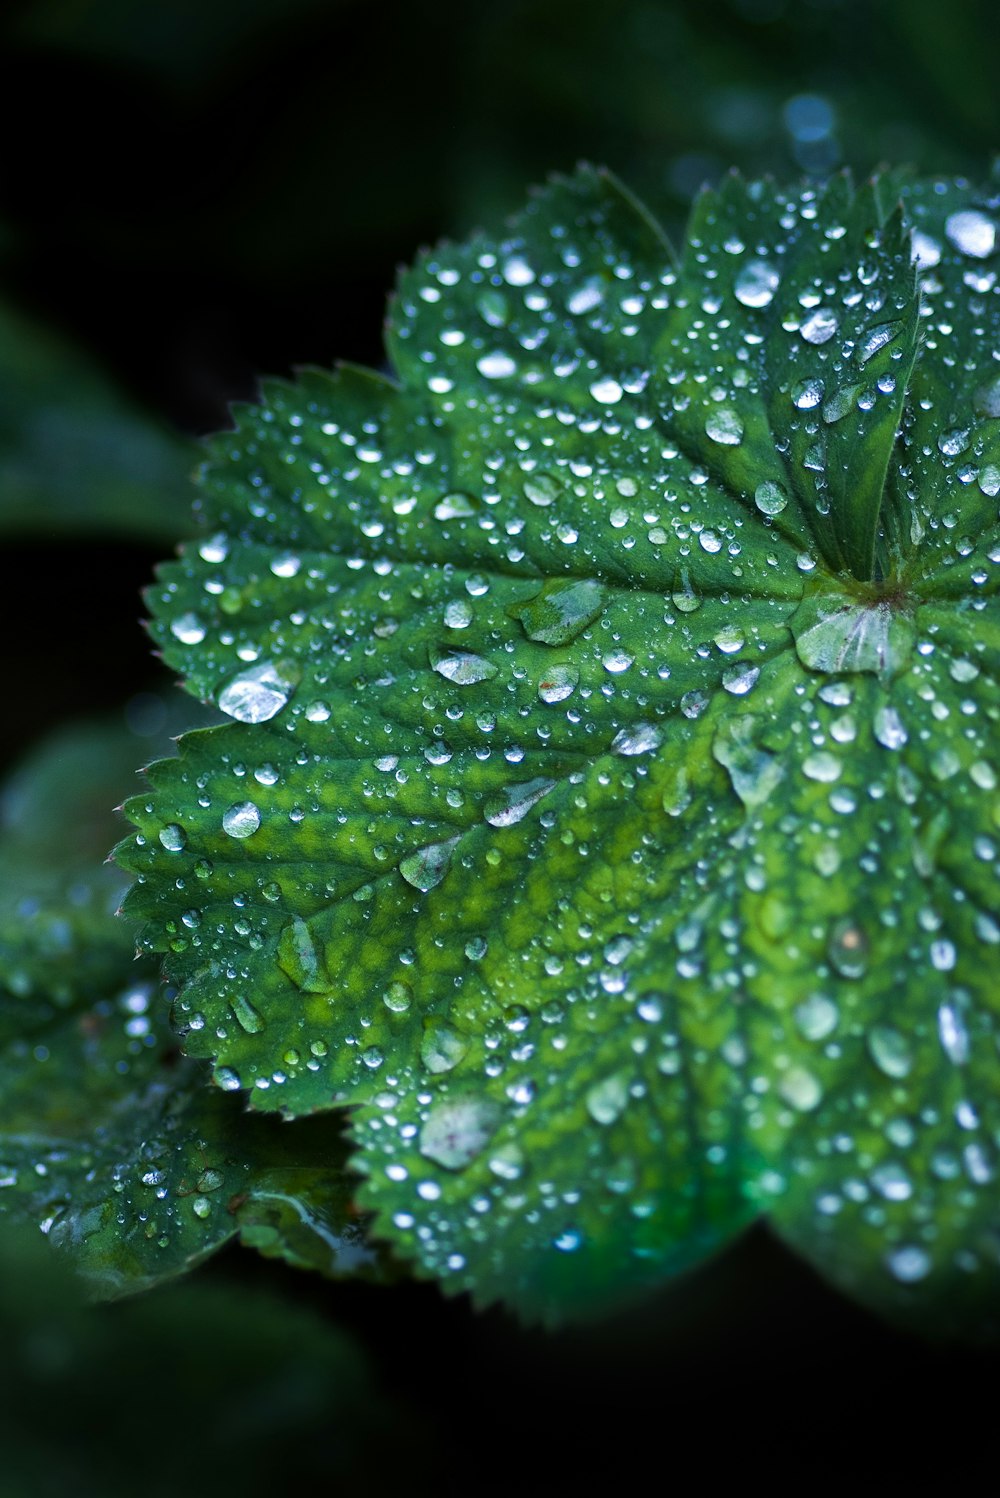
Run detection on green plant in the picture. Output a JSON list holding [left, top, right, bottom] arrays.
[[3, 165, 999, 1342]]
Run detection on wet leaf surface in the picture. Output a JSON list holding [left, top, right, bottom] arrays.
[[0, 719, 385, 1295], [122, 168, 1000, 1330]]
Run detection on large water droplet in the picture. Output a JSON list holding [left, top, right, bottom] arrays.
[[713, 717, 784, 809], [484, 777, 555, 828], [222, 801, 261, 838], [734, 260, 780, 308], [800, 308, 838, 345], [400, 836, 460, 892], [429, 646, 499, 685], [611, 722, 662, 756], [158, 823, 187, 852], [705, 407, 744, 446], [277, 916, 329, 993], [945, 209, 996, 259], [419, 1097, 502, 1169], [421, 1022, 469, 1073], [868, 1024, 912, 1079], [754, 480, 788, 517], [586, 1073, 629, 1125], [477, 351, 517, 379], [537, 663, 579, 703], [218, 661, 297, 723], [509, 577, 607, 646]]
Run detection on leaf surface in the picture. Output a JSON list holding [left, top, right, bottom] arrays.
[[0, 719, 383, 1296], [122, 168, 1000, 1329]]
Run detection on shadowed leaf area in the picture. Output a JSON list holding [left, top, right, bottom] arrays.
[[0, 717, 388, 1296], [120, 167, 1000, 1332]]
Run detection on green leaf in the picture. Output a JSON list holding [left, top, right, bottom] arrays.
[[122, 168, 1000, 1331], [0, 718, 384, 1296], [0, 299, 195, 541]]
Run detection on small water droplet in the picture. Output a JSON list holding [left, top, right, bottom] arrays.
[[477, 351, 517, 379], [589, 376, 623, 405], [158, 823, 187, 852], [170, 612, 206, 645], [778, 1065, 822, 1112]]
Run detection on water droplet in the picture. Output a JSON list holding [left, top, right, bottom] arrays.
[[509, 577, 606, 646], [170, 612, 206, 645], [477, 351, 517, 379], [216, 1066, 242, 1091], [611, 722, 662, 756], [778, 1066, 822, 1112], [231, 993, 265, 1034], [886, 1244, 931, 1283], [222, 801, 261, 839], [484, 777, 555, 828], [434, 492, 477, 520], [420, 1023, 469, 1073], [523, 473, 562, 507], [277, 917, 328, 992], [429, 646, 499, 684], [945, 209, 996, 259], [938, 427, 971, 457], [792, 378, 824, 410], [419, 1097, 502, 1170], [911, 231, 941, 270], [589, 376, 624, 405], [218, 661, 297, 723], [828, 918, 869, 978], [938, 1002, 970, 1065], [400, 836, 460, 892], [754, 480, 789, 516], [383, 980, 413, 1014], [857, 320, 902, 366], [800, 308, 838, 345], [705, 407, 744, 446], [191, 1196, 211, 1220], [567, 278, 604, 314], [734, 259, 780, 308], [158, 823, 187, 852], [722, 663, 760, 696], [586, 1073, 629, 1125], [803, 750, 841, 783], [873, 704, 907, 750], [795, 993, 839, 1041], [537, 663, 579, 703], [868, 1024, 912, 1079], [713, 717, 784, 809]]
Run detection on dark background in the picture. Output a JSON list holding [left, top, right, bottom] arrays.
[[1, 0, 998, 1488]]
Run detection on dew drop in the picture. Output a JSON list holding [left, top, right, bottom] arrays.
[[158, 823, 187, 852], [222, 801, 261, 839], [754, 480, 789, 517], [429, 646, 498, 684], [399, 836, 459, 892], [419, 1097, 502, 1170], [800, 308, 838, 345], [868, 1024, 912, 1079], [170, 612, 206, 645], [218, 661, 297, 724], [537, 663, 579, 703], [586, 1073, 629, 1126], [734, 260, 780, 308], [705, 408, 744, 446], [945, 209, 996, 259]]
